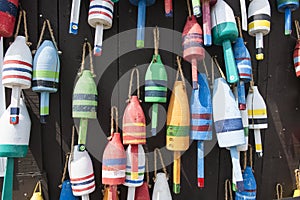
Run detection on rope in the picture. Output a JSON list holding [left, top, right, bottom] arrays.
[[236, 16, 243, 39], [110, 106, 118, 135], [213, 56, 226, 79], [295, 20, 300, 39], [59, 153, 71, 187], [153, 27, 159, 56], [225, 179, 233, 200], [202, 60, 209, 79], [243, 144, 253, 170], [154, 148, 168, 181], [249, 73, 255, 93], [128, 68, 140, 101], [295, 169, 300, 190], [14, 10, 31, 46], [145, 156, 151, 188], [276, 183, 283, 200], [79, 41, 95, 76], [186, 0, 192, 17], [211, 57, 214, 85], [70, 126, 76, 162], [33, 181, 42, 193], [36, 19, 59, 51], [176, 56, 186, 87]]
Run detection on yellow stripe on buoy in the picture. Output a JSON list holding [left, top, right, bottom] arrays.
[[248, 109, 267, 116], [248, 20, 270, 30], [255, 144, 262, 152], [123, 123, 145, 127]]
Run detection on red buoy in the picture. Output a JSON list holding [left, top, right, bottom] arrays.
[[0, 0, 18, 38]]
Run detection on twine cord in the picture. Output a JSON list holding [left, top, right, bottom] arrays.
[[276, 183, 283, 200], [295, 169, 300, 190], [154, 148, 168, 181], [186, 0, 192, 17], [36, 19, 59, 51], [212, 56, 226, 79], [243, 144, 253, 170], [225, 179, 233, 200], [145, 156, 151, 188], [295, 20, 300, 39], [79, 41, 95, 76], [176, 56, 186, 88], [236, 16, 243, 39], [128, 68, 140, 101], [154, 27, 159, 56], [14, 10, 31, 46], [110, 106, 118, 135]]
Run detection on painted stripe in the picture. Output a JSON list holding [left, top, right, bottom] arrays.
[[214, 118, 243, 133], [123, 126, 146, 133], [182, 33, 203, 40], [191, 125, 212, 131], [73, 94, 98, 101], [126, 166, 145, 170], [3, 67, 32, 74], [102, 170, 125, 178], [167, 125, 190, 136], [32, 80, 58, 88], [72, 178, 95, 186], [4, 60, 32, 67], [191, 114, 212, 120], [2, 75, 31, 81], [239, 73, 251, 78], [125, 172, 144, 176], [125, 179, 143, 184], [88, 11, 113, 19], [72, 105, 97, 112], [255, 144, 262, 151], [235, 57, 251, 60], [103, 158, 126, 165], [145, 90, 167, 97], [249, 20, 270, 30], [72, 100, 98, 106], [294, 57, 300, 63], [248, 14, 271, 23], [248, 109, 267, 116], [40, 106, 49, 114], [248, 118, 267, 124], [72, 184, 95, 192], [71, 173, 94, 182], [0, 0, 18, 17], [33, 70, 59, 79], [90, 0, 114, 6], [145, 86, 167, 91], [183, 42, 204, 50], [89, 5, 113, 13], [145, 80, 167, 87], [122, 137, 145, 143], [10, 107, 19, 115], [123, 123, 145, 127]]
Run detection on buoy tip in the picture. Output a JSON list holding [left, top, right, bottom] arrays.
[[10, 116, 19, 125], [239, 103, 247, 110], [165, 11, 173, 17], [204, 35, 212, 46], [257, 152, 263, 157], [192, 82, 198, 89], [40, 115, 48, 124], [136, 40, 144, 48], [197, 178, 204, 188], [69, 23, 79, 35], [236, 181, 244, 192], [94, 47, 102, 56], [151, 128, 157, 136], [173, 184, 180, 194], [78, 144, 86, 152], [256, 53, 264, 60]]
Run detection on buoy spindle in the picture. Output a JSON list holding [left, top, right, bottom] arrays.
[[197, 141, 204, 187], [1, 158, 14, 200], [137, 0, 146, 48], [173, 151, 181, 194], [202, 0, 212, 46], [192, 0, 201, 17], [254, 129, 263, 157], [69, 0, 81, 34], [164, 0, 173, 17], [10, 86, 21, 124], [277, 0, 299, 35]]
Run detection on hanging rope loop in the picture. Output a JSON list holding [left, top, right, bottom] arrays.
[[110, 106, 119, 136], [127, 68, 140, 101], [225, 179, 233, 200], [276, 183, 283, 200], [153, 148, 168, 182], [79, 41, 95, 77], [14, 10, 31, 46]]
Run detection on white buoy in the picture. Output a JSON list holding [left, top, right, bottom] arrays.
[[69, 0, 81, 34], [152, 173, 172, 200]]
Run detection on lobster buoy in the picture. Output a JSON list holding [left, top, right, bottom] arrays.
[[164, 0, 172, 17], [201, 0, 217, 46], [69, 0, 81, 34], [0, 97, 31, 200], [2, 36, 32, 124], [211, 0, 239, 84], [88, 0, 114, 56], [72, 42, 98, 152], [68, 146, 96, 200], [0, 0, 18, 38], [213, 77, 245, 191], [152, 173, 172, 200], [293, 21, 300, 77], [190, 73, 212, 188], [32, 40, 60, 123], [248, 0, 271, 60], [102, 106, 126, 200], [246, 86, 268, 157], [145, 27, 167, 136], [182, 15, 205, 89], [124, 144, 145, 200], [135, 182, 150, 200], [129, 0, 155, 48], [59, 180, 79, 200], [277, 0, 299, 35]]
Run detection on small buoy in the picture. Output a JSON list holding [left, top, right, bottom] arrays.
[[59, 180, 79, 200], [277, 0, 299, 35], [201, 0, 217, 46], [0, 0, 18, 38], [152, 173, 172, 200], [164, 0, 173, 17], [30, 181, 44, 200], [135, 182, 151, 200]]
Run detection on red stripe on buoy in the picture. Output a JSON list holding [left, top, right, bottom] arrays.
[[239, 73, 251, 78], [4, 60, 32, 67], [88, 11, 113, 19], [192, 114, 212, 120], [2, 75, 31, 81], [72, 184, 95, 192], [90, 0, 114, 6], [191, 125, 212, 131], [294, 62, 300, 67], [71, 173, 94, 182]]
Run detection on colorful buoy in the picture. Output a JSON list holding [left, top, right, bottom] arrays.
[[293, 20, 300, 77], [129, 0, 155, 48], [69, 0, 81, 34], [248, 0, 271, 60], [211, 0, 239, 84], [0, 0, 18, 38], [201, 0, 217, 46], [246, 86, 268, 157], [59, 180, 79, 200], [164, 0, 172, 17], [0, 97, 31, 200], [190, 73, 212, 188], [277, 0, 299, 35], [2, 36, 32, 125], [182, 15, 205, 89], [192, 0, 201, 17], [88, 0, 114, 56]]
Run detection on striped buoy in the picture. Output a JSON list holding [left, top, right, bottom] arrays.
[[248, 0, 271, 60], [182, 15, 205, 89], [59, 180, 79, 200], [2, 36, 32, 125], [277, 0, 299, 35], [88, 0, 114, 56], [246, 86, 268, 157], [211, 0, 239, 84], [201, 0, 217, 46], [164, 0, 172, 17], [145, 27, 167, 136], [72, 42, 98, 152], [102, 106, 126, 200], [68, 146, 95, 200], [190, 73, 212, 188], [0, 97, 31, 200], [293, 22, 300, 77], [124, 144, 145, 200], [0, 0, 18, 38], [32, 39, 60, 123], [129, 0, 155, 48]]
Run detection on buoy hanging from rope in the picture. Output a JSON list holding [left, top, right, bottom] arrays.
[[277, 0, 299, 35], [145, 27, 167, 136], [0, 0, 18, 38]]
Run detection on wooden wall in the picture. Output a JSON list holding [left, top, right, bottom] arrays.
[[1, 0, 300, 199]]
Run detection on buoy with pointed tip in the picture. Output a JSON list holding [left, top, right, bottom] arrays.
[[152, 173, 172, 200], [164, 0, 172, 17], [0, 97, 31, 200], [201, 0, 217, 46], [124, 144, 145, 200], [293, 21, 300, 77], [246, 86, 268, 157], [248, 0, 271, 60], [277, 0, 299, 35], [69, 0, 81, 34], [0, 0, 18, 38], [182, 15, 205, 89], [2, 36, 32, 125], [130, 0, 155, 48], [59, 180, 79, 200], [32, 40, 60, 123], [213, 77, 245, 191], [167, 58, 190, 194], [211, 0, 239, 84], [145, 28, 167, 136], [192, 0, 201, 17], [190, 73, 212, 188], [68, 146, 96, 200], [88, 0, 114, 56]]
